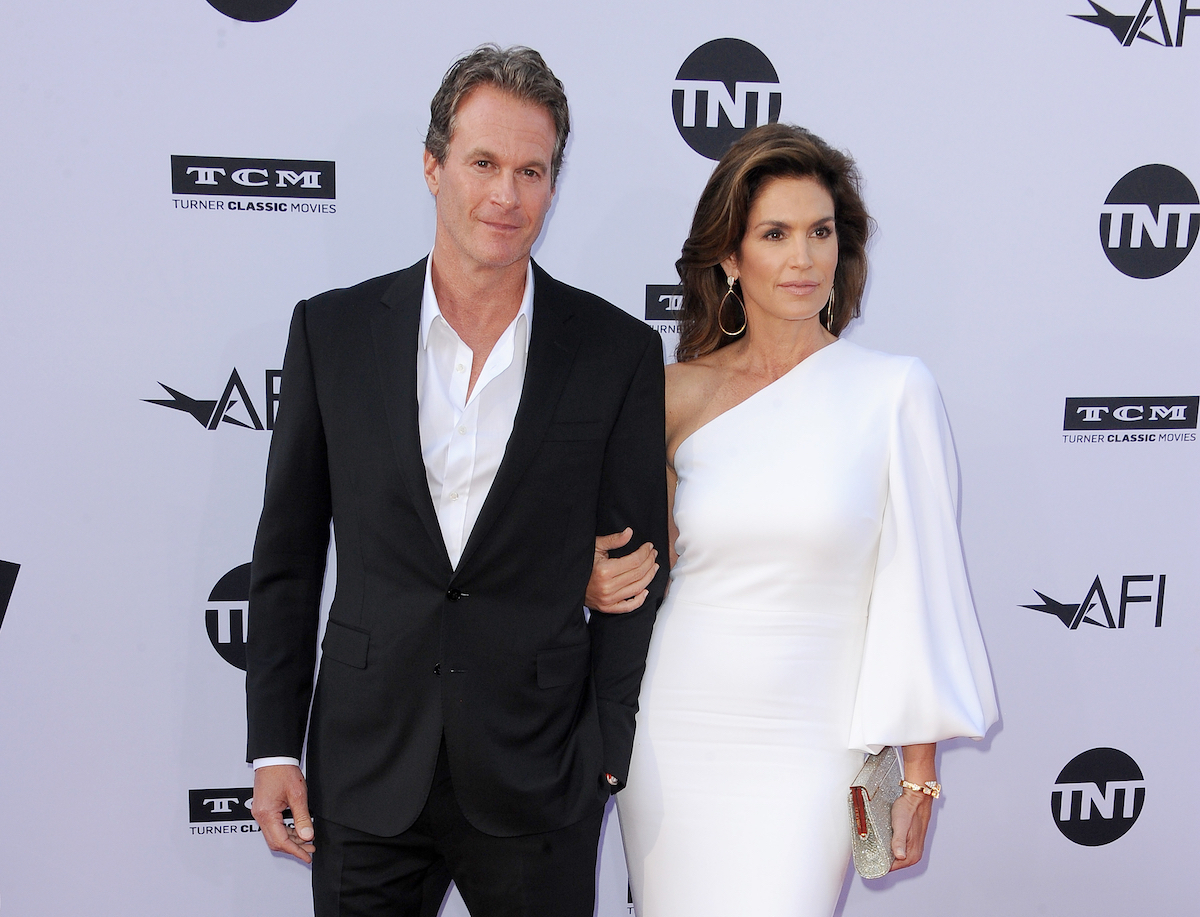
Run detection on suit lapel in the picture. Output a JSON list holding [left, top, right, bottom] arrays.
[[370, 258, 453, 571], [455, 263, 581, 574]]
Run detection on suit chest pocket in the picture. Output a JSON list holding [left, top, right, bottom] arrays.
[[542, 420, 606, 442]]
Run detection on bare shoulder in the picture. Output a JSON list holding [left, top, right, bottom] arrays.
[[665, 356, 725, 464]]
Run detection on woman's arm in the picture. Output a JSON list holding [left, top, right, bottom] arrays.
[[889, 742, 937, 871]]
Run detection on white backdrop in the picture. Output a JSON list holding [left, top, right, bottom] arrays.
[[1, 1, 1197, 914]]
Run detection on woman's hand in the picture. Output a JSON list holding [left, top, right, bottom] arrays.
[[888, 788, 932, 871], [889, 743, 936, 871], [585, 528, 658, 613]]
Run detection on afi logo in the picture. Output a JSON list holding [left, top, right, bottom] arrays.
[[0, 560, 18, 633], [1072, 1, 1200, 46], [672, 39, 782, 160], [1052, 748, 1145, 846], [205, 564, 252, 670], [146, 368, 281, 431], [1100, 165, 1199, 278], [1022, 574, 1166, 628]]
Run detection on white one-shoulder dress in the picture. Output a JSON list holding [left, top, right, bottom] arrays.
[[618, 340, 998, 917]]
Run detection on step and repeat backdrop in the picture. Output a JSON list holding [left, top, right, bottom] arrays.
[[1, 1, 1196, 914]]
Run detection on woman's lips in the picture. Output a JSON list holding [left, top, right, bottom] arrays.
[[780, 281, 820, 295]]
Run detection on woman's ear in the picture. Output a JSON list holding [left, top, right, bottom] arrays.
[[720, 253, 738, 282]]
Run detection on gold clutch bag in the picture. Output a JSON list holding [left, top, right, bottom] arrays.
[[847, 746, 903, 878]]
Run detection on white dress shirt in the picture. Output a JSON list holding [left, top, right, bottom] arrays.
[[254, 258, 534, 771], [417, 258, 533, 568]]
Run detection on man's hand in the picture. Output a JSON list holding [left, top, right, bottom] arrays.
[[251, 764, 316, 863], [586, 529, 658, 614]]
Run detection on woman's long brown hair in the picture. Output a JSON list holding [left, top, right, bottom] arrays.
[[675, 123, 874, 363]]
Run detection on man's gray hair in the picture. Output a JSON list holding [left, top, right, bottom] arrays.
[[425, 44, 570, 185]]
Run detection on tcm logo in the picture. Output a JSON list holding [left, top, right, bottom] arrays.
[[206, 564, 251, 670], [188, 787, 290, 835], [1100, 165, 1199, 278], [0, 560, 18, 633], [146, 368, 282, 431], [171, 156, 335, 199], [672, 38, 782, 160], [1022, 574, 1166, 629], [645, 284, 683, 321], [205, 0, 298, 23], [1064, 396, 1198, 430], [1051, 748, 1145, 846], [189, 788, 255, 822], [1071, 1, 1200, 46]]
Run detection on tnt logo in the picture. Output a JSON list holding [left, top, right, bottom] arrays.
[[1052, 748, 1145, 846], [1100, 164, 1199, 278], [205, 0, 298, 23], [672, 38, 782, 160], [205, 564, 251, 670]]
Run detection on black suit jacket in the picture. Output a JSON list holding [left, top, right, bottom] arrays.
[[246, 258, 668, 838]]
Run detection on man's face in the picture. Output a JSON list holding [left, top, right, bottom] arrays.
[[424, 85, 557, 275]]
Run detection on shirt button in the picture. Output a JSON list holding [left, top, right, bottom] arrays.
[[433, 663, 442, 676], [455, 363, 466, 373], [457, 426, 467, 435], [449, 492, 459, 502]]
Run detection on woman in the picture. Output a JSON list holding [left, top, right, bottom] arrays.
[[587, 124, 998, 916]]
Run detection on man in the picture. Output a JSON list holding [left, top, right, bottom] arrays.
[[245, 45, 668, 917]]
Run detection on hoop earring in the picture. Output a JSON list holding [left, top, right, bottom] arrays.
[[719, 274, 746, 336], [824, 286, 836, 333]]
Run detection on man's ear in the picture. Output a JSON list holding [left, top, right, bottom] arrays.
[[423, 149, 440, 196]]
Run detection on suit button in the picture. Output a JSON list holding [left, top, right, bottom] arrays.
[[433, 663, 441, 676], [446, 589, 462, 602]]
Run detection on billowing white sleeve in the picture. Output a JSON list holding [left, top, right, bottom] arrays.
[[848, 359, 999, 754]]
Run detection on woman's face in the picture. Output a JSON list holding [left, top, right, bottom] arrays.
[[723, 175, 838, 329]]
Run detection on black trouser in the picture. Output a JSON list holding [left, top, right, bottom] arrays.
[[312, 739, 605, 917]]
